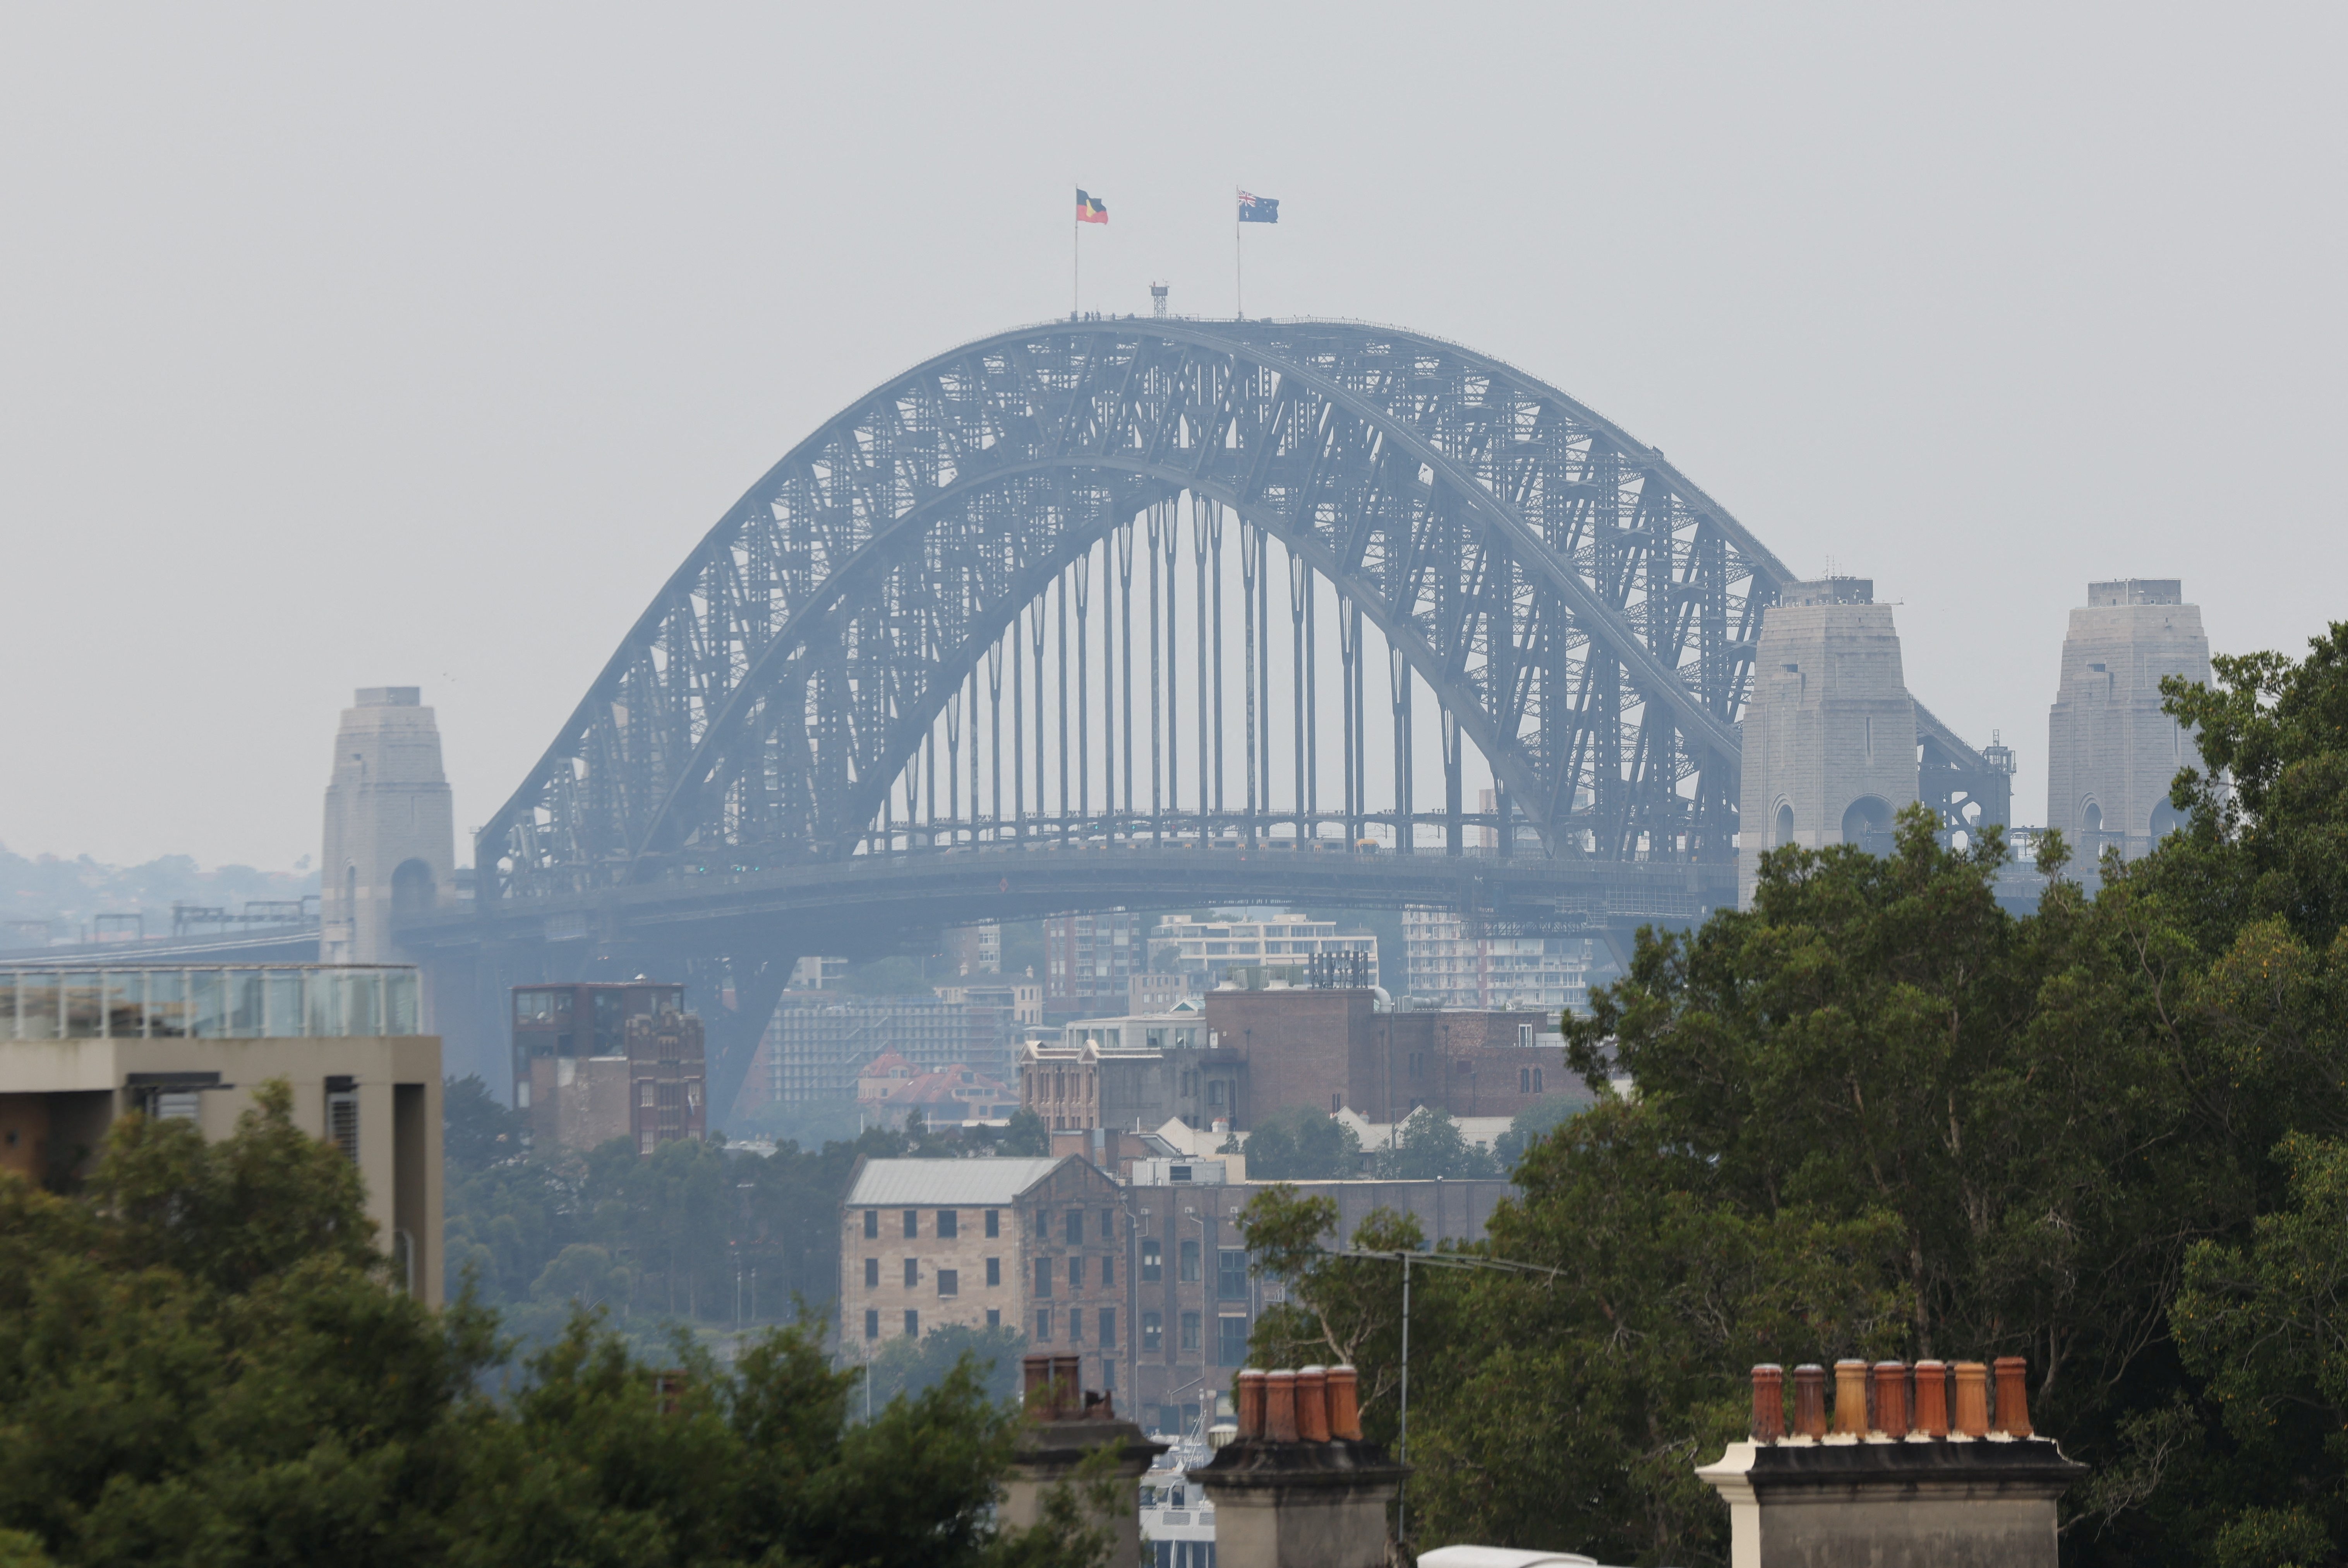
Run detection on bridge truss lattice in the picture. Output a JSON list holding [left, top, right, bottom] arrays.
[[480, 319, 1810, 901]]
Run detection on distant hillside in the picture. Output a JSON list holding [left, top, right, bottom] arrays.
[[0, 844, 320, 945]]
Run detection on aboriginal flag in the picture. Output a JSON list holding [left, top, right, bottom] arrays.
[[1076, 190, 1108, 224], [1238, 191, 1279, 223]]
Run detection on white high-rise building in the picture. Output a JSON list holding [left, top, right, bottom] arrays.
[[1401, 908, 1591, 1013]]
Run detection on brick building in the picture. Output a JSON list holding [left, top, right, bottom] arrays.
[[1017, 987, 1564, 1136], [840, 1155, 1131, 1397]]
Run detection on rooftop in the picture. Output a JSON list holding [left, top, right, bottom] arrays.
[[845, 1156, 1067, 1207]]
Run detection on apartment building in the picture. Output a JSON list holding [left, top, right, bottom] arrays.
[[0, 963, 443, 1302], [1146, 915, 1379, 989], [1401, 907, 1592, 1013], [1043, 911, 1143, 1018]]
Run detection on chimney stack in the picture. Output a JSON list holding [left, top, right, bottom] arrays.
[[1003, 1356, 1164, 1566], [1700, 1356, 2084, 1566], [1190, 1364, 1405, 1568]]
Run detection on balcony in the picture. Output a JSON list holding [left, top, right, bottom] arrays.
[[0, 965, 422, 1040]]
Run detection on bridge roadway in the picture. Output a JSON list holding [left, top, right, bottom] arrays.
[[396, 839, 1732, 961]]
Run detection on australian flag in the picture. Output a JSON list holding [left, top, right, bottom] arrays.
[[1238, 191, 1280, 224]]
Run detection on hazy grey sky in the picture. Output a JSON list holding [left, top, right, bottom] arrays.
[[4, 3, 2341, 871]]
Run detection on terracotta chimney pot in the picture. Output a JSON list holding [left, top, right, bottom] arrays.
[[1264, 1369, 1300, 1442], [1952, 1362, 1990, 1437], [1993, 1357, 2032, 1436], [1791, 1364, 1827, 1438], [1296, 1366, 1331, 1441], [1236, 1369, 1268, 1439], [1326, 1365, 1362, 1440], [1832, 1360, 1870, 1436], [1871, 1362, 1909, 1439], [1912, 1360, 1949, 1437], [1750, 1364, 1785, 1442]]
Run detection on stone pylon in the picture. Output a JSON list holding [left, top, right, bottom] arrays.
[[2046, 581, 2211, 862], [321, 688, 455, 965], [1739, 579, 1918, 909]]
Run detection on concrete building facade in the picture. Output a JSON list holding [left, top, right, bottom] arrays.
[[2046, 579, 2212, 860], [1146, 916, 1379, 990], [0, 963, 443, 1302], [320, 688, 455, 966], [1740, 579, 1919, 908], [1401, 907, 1592, 1012]]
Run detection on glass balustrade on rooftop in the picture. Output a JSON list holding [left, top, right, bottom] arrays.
[[0, 966, 422, 1040]]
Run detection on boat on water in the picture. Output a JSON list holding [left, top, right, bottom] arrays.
[[1140, 1418, 1221, 1568]]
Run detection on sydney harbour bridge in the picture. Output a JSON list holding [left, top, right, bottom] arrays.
[[391, 316, 2010, 1112]]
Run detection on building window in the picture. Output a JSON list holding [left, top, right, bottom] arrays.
[[938, 1270, 959, 1297], [903, 1258, 918, 1289], [1534, 1067, 1545, 1094], [1520, 1067, 1531, 1093], [864, 1309, 879, 1340], [1208, 1080, 1224, 1107], [1180, 1239, 1201, 1283], [864, 1257, 879, 1288], [985, 1209, 1000, 1238], [1101, 1256, 1115, 1287], [1180, 1311, 1201, 1351], [938, 1210, 959, 1239], [1101, 1208, 1116, 1240], [1065, 1210, 1084, 1245], [1069, 1257, 1086, 1290], [1034, 1257, 1052, 1298], [902, 1209, 919, 1238], [1069, 1309, 1084, 1343], [1218, 1249, 1249, 1301], [1218, 1315, 1250, 1366], [1036, 1309, 1053, 1342], [1142, 1312, 1163, 1352], [1141, 1239, 1162, 1281], [904, 1310, 919, 1338], [986, 1256, 1001, 1287], [1100, 1308, 1116, 1349], [988, 1308, 1001, 1328]]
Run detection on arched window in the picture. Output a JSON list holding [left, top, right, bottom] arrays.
[[1773, 802, 1794, 849], [1840, 797, 1895, 856], [390, 859, 435, 921]]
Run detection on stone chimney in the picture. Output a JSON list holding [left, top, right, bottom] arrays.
[[1696, 1356, 2084, 1567], [1000, 1355, 1163, 1567], [1190, 1365, 1406, 1568]]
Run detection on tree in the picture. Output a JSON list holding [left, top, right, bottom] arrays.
[[1240, 1106, 1362, 1181], [0, 1082, 1126, 1568], [865, 1321, 1029, 1407], [998, 1107, 1051, 1157], [1490, 1092, 1592, 1172], [1371, 1106, 1496, 1180], [444, 1074, 526, 1173]]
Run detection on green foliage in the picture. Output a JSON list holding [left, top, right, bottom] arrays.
[[1226, 624, 2348, 1568], [0, 1083, 1129, 1568], [444, 1073, 526, 1173], [1240, 1105, 1362, 1180], [864, 1321, 1029, 1407], [1490, 1092, 1593, 1172], [444, 1121, 916, 1354], [998, 1107, 1051, 1157], [1370, 1106, 1497, 1180]]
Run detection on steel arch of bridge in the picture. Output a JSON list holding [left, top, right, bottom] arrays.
[[480, 318, 1809, 897]]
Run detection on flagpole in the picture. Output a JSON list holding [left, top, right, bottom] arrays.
[[1235, 187, 1243, 318], [1073, 181, 1079, 319]]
